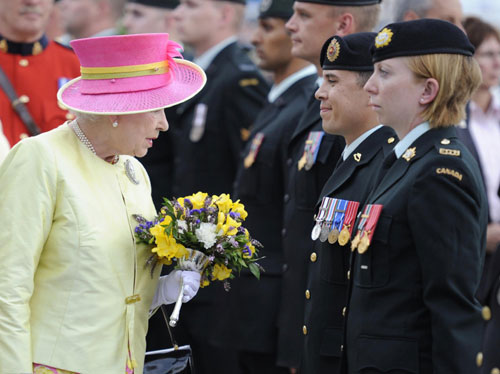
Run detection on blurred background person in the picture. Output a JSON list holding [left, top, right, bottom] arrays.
[[156, 0, 269, 372], [230, 0, 316, 372], [395, 0, 464, 30], [0, 0, 80, 146], [123, 0, 180, 40], [279, 0, 381, 371], [462, 16, 500, 374], [58, 0, 125, 44]]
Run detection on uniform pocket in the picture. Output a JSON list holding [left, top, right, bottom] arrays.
[[320, 242, 349, 285], [354, 214, 392, 288], [355, 335, 419, 374]]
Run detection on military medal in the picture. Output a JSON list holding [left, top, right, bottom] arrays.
[[350, 232, 361, 252], [338, 200, 360, 246], [351, 205, 371, 252], [328, 199, 348, 244], [125, 159, 140, 185], [321, 199, 337, 242], [305, 132, 324, 171], [298, 154, 307, 171], [311, 197, 332, 241], [328, 228, 340, 244], [356, 204, 383, 254], [243, 133, 265, 169]]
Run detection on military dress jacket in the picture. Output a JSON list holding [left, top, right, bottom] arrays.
[[231, 73, 317, 354], [170, 41, 269, 198], [0, 35, 80, 146], [279, 91, 345, 368], [344, 127, 488, 374], [301, 126, 397, 374], [0, 125, 160, 374]]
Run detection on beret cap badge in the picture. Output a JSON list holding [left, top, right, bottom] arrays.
[[327, 38, 341, 62], [375, 28, 393, 48]]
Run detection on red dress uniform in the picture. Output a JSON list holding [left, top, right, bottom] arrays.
[[0, 35, 80, 146]]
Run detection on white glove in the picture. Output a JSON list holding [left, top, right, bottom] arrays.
[[150, 270, 201, 310]]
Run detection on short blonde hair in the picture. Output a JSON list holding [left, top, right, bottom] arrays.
[[406, 54, 481, 128]]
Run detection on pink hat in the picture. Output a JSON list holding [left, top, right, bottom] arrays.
[[57, 33, 206, 115]]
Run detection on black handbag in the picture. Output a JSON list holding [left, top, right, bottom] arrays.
[[143, 306, 196, 374]]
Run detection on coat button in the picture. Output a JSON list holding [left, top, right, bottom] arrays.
[[340, 344, 344, 352], [387, 137, 395, 144], [66, 112, 75, 120], [19, 59, 29, 67], [492, 368, 500, 374], [282, 263, 288, 273], [342, 307, 346, 316], [305, 290, 311, 299], [19, 133, 28, 140], [19, 94, 30, 103], [482, 306, 491, 321], [281, 228, 287, 237], [287, 158, 293, 167], [476, 352, 483, 367], [302, 325, 308, 335], [347, 270, 351, 280], [283, 194, 290, 203], [310, 252, 317, 262]]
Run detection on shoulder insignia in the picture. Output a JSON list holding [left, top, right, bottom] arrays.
[[387, 137, 395, 144], [440, 138, 450, 145], [439, 148, 461, 157], [353, 153, 362, 162], [436, 168, 462, 181], [239, 78, 259, 87], [402, 147, 416, 162]]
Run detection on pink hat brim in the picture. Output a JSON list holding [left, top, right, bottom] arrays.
[[57, 59, 206, 115]]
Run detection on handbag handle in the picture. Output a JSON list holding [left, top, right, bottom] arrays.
[[160, 305, 179, 349]]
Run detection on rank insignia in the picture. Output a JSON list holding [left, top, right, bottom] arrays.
[[353, 153, 362, 162], [327, 38, 341, 62], [402, 147, 416, 162], [375, 28, 393, 49], [239, 78, 259, 87], [439, 148, 460, 157]]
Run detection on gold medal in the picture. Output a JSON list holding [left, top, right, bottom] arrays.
[[350, 232, 360, 252], [338, 226, 350, 246], [357, 234, 370, 254], [298, 154, 307, 171], [243, 153, 255, 169], [328, 228, 340, 244]]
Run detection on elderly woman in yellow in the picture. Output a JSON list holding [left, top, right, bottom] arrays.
[[0, 119, 9, 164], [0, 33, 206, 373]]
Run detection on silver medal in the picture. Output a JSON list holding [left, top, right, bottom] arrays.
[[319, 222, 330, 242], [311, 224, 321, 241], [125, 159, 140, 185]]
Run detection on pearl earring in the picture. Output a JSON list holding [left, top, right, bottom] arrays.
[[112, 120, 118, 128]]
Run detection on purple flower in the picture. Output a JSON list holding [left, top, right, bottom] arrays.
[[216, 244, 225, 253], [243, 245, 252, 256], [208, 255, 215, 262], [229, 238, 238, 247]]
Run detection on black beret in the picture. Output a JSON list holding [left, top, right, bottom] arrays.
[[259, 0, 294, 19], [371, 19, 475, 63], [128, 0, 179, 9], [321, 32, 376, 71], [295, 0, 381, 6]]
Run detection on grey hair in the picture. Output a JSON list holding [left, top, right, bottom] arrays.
[[395, 0, 433, 22], [75, 112, 105, 124]]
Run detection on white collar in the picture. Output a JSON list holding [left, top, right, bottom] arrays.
[[394, 121, 431, 158], [268, 65, 317, 103], [193, 36, 238, 71], [342, 125, 383, 161]]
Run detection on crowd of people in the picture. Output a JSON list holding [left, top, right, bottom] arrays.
[[0, 0, 499, 373]]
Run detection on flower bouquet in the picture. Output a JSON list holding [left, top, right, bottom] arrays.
[[134, 192, 263, 326]]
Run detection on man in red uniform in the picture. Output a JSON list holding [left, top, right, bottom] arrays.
[[0, 0, 80, 147]]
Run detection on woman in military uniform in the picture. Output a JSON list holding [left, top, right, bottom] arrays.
[[343, 19, 488, 373]]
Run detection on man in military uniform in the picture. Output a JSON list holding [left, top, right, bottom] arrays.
[[230, 0, 316, 372], [0, 0, 80, 147], [395, 0, 464, 30], [301, 32, 397, 374], [279, 0, 381, 370], [160, 0, 269, 372], [123, 0, 180, 38]]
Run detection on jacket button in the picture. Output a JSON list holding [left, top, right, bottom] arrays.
[[342, 307, 346, 316], [281, 228, 287, 237], [482, 306, 491, 321], [282, 263, 288, 272], [347, 270, 351, 280], [305, 290, 311, 299], [302, 325, 308, 335], [310, 252, 317, 262], [340, 344, 344, 352], [476, 352, 483, 367], [287, 158, 293, 167], [284, 194, 290, 203], [19, 59, 29, 67], [491, 368, 500, 374]]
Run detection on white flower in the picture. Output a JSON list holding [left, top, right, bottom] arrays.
[[195, 222, 218, 249], [178, 220, 188, 233]]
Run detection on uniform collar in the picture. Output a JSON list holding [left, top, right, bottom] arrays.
[[342, 124, 383, 160], [194, 36, 238, 71], [268, 65, 317, 103], [0, 34, 49, 56], [394, 121, 431, 158]]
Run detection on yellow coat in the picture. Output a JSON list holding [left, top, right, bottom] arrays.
[[0, 124, 160, 373]]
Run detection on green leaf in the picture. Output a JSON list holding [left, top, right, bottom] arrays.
[[249, 263, 260, 280]]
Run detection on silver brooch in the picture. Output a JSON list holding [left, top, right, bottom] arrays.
[[125, 159, 140, 185]]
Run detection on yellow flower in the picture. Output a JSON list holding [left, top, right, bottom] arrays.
[[211, 263, 232, 281], [243, 243, 256, 259], [213, 193, 233, 214], [222, 215, 241, 236], [201, 279, 210, 288], [232, 200, 248, 220], [188, 191, 208, 209], [150, 217, 187, 261]]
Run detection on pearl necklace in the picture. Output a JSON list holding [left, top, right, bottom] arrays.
[[69, 120, 119, 164]]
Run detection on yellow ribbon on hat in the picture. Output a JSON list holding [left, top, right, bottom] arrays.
[[80, 60, 168, 80]]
